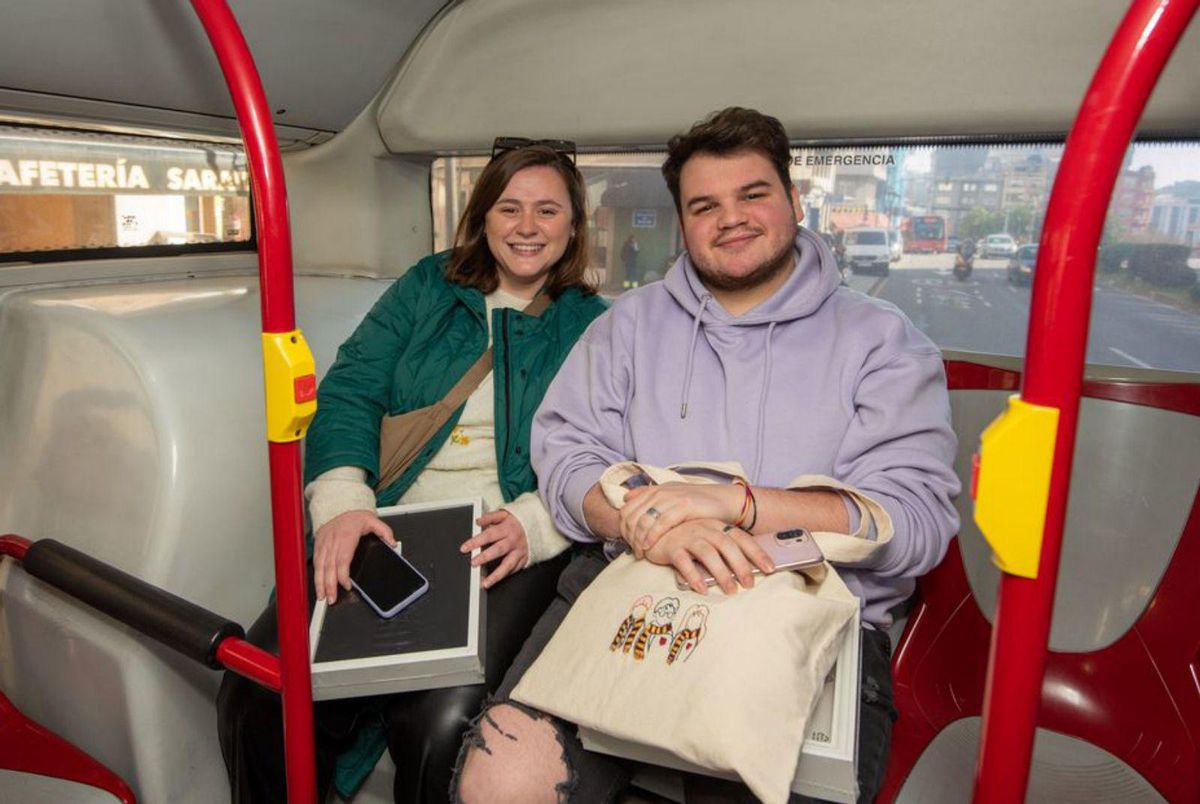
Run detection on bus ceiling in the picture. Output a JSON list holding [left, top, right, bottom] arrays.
[[0, 0, 447, 145], [0, 1, 1196, 150]]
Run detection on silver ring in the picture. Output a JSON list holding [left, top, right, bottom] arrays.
[[645, 507, 661, 520]]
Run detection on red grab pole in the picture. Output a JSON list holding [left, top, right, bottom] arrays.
[[188, 1, 295, 330], [0, 534, 32, 561], [188, 3, 316, 803], [973, 1, 1199, 801], [216, 638, 284, 692]]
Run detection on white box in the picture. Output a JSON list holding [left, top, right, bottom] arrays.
[[580, 615, 861, 803], [308, 498, 485, 701]]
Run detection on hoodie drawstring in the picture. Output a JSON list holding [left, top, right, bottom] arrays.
[[751, 322, 777, 482], [679, 294, 711, 419]]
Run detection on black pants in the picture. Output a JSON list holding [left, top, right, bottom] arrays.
[[216, 552, 569, 804]]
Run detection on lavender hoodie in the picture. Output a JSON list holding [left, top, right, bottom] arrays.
[[532, 228, 960, 628]]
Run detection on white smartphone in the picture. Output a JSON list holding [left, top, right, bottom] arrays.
[[676, 528, 825, 589], [349, 537, 430, 618]]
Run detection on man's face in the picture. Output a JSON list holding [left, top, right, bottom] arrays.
[[677, 150, 801, 291]]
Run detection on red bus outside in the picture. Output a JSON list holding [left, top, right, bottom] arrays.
[[903, 215, 947, 253]]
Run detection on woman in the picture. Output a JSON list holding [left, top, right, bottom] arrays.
[[217, 140, 606, 803]]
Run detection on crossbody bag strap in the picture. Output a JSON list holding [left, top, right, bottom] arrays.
[[374, 291, 552, 492]]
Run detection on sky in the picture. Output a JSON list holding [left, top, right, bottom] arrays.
[[1128, 143, 1197, 190], [904, 149, 932, 174], [901, 143, 1195, 191]]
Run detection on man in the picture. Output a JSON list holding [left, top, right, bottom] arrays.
[[957, 234, 977, 264], [456, 108, 959, 804]]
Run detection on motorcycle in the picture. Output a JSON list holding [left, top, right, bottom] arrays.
[[953, 248, 974, 281]]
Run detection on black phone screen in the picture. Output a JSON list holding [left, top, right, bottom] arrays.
[[349, 538, 428, 615]]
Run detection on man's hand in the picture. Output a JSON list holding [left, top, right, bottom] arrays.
[[643, 518, 775, 595], [313, 510, 396, 604], [460, 510, 528, 589], [619, 483, 743, 558]]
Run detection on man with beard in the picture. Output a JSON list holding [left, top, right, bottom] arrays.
[[455, 108, 959, 804]]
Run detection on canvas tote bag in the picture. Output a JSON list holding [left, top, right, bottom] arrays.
[[512, 461, 894, 804]]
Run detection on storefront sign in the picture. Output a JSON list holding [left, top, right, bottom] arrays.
[[632, 209, 657, 228], [0, 133, 250, 196]]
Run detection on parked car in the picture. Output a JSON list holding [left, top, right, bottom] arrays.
[[946, 236, 960, 254], [1007, 243, 1038, 285], [888, 230, 903, 262], [983, 233, 1018, 258], [843, 227, 891, 276]]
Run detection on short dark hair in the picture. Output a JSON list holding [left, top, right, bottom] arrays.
[[661, 107, 794, 213], [446, 145, 595, 298]]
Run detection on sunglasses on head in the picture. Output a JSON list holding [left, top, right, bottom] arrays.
[[491, 136, 577, 164]]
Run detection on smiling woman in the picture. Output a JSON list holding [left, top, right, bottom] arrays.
[[217, 138, 607, 804]]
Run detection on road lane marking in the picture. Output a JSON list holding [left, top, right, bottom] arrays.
[[1109, 347, 1152, 368], [868, 276, 889, 297]]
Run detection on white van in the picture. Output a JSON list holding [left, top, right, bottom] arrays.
[[844, 228, 892, 276]]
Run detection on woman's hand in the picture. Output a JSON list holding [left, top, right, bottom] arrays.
[[313, 510, 395, 604], [460, 510, 528, 589], [619, 483, 743, 558]]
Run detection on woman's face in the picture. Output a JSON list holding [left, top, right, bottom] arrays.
[[484, 165, 574, 297]]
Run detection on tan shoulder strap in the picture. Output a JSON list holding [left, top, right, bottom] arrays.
[[522, 291, 552, 318], [374, 292, 552, 491]]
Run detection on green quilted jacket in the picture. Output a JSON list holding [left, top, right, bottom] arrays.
[[304, 251, 607, 506]]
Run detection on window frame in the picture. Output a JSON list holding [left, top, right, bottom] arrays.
[[0, 124, 257, 264], [0, 235, 257, 265]]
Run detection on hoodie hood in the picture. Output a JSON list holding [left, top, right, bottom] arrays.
[[663, 226, 843, 325], [663, 226, 845, 443]]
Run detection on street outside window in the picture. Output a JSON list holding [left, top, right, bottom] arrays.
[[434, 140, 1200, 375], [0, 126, 253, 259]]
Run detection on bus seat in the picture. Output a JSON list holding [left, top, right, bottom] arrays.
[[0, 688, 135, 803], [879, 372, 1200, 803], [896, 718, 1166, 803], [0, 270, 389, 802]]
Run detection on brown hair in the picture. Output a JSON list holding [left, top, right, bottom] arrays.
[[661, 107, 794, 214], [445, 145, 595, 298]]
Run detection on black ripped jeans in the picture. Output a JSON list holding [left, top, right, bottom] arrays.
[[216, 551, 569, 804]]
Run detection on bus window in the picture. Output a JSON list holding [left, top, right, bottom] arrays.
[[434, 140, 1200, 374], [431, 152, 683, 290], [0, 126, 253, 262]]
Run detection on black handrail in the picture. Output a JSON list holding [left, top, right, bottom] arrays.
[[23, 539, 244, 669]]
